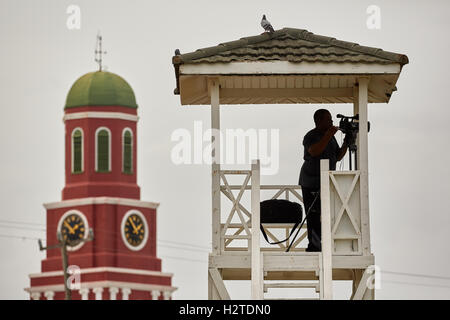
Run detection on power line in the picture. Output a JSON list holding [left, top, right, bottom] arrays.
[[382, 280, 450, 290], [382, 270, 450, 281], [158, 239, 210, 251], [0, 219, 45, 226], [160, 255, 207, 264], [0, 224, 46, 232], [158, 243, 209, 253], [0, 233, 41, 241], [2, 219, 450, 282]]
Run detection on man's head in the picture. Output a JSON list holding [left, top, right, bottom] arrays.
[[313, 109, 333, 132]]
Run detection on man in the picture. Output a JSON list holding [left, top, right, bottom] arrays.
[[299, 109, 351, 252]]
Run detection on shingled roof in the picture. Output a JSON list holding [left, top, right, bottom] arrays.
[[172, 27, 409, 66]]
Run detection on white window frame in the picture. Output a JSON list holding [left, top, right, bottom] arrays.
[[122, 128, 133, 174], [95, 127, 112, 172], [71, 127, 84, 173]]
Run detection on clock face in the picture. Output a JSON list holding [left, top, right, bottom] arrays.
[[123, 213, 146, 248], [60, 213, 86, 246]]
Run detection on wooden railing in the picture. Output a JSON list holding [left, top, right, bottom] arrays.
[[219, 170, 307, 252]]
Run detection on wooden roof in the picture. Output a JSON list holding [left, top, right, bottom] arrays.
[[172, 28, 409, 105], [173, 28, 408, 65]]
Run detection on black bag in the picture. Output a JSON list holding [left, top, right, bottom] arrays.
[[260, 199, 303, 248]]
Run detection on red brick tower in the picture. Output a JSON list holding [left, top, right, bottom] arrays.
[[26, 71, 175, 300]]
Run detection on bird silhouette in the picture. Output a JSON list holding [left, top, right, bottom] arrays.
[[261, 15, 275, 33]]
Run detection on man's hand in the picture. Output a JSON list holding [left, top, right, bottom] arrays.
[[326, 126, 339, 137]]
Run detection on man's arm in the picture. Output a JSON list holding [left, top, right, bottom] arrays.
[[307, 126, 339, 157]]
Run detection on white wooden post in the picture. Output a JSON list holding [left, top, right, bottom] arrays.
[[320, 159, 333, 300], [353, 86, 360, 169], [251, 159, 263, 300], [210, 78, 221, 255], [357, 77, 371, 256]]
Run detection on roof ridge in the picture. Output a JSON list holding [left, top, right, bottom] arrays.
[[173, 27, 408, 65]]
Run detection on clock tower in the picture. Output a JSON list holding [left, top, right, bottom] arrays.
[[25, 70, 176, 300]]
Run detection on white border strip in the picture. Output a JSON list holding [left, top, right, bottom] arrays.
[[25, 280, 177, 294], [43, 197, 159, 210], [180, 61, 401, 75], [29, 267, 173, 279], [63, 112, 139, 122]]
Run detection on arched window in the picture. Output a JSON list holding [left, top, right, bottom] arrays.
[[72, 128, 83, 173], [123, 129, 133, 174], [96, 127, 111, 172]]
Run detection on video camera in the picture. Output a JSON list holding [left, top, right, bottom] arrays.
[[336, 114, 370, 170], [337, 114, 370, 135]]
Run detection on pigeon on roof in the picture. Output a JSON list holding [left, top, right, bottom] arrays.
[[261, 15, 275, 33]]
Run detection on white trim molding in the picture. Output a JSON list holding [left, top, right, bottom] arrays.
[[121, 209, 149, 251], [109, 287, 119, 300], [43, 197, 160, 210], [25, 281, 177, 300], [121, 287, 131, 300], [31, 292, 41, 300], [29, 266, 174, 279], [56, 209, 90, 252], [79, 288, 89, 300], [180, 61, 401, 75], [63, 112, 139, 123], [44, 291, 55, 300], [93, 287, 104, 300], [151, 290, 161, 300], [25, 281, 177, 295]]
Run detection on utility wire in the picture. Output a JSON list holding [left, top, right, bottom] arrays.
[[2, 221, 450, 284], [382, 270, 450, 281], [382, 280, 450, 289], [0, 219, 45, 226], [0, 224, 46, 232]]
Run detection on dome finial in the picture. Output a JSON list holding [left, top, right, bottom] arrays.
[[94, 32, 107, 71]]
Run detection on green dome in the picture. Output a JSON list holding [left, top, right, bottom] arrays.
[[65, 71, 138, 109]]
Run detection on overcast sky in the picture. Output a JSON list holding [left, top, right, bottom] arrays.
[[1, 0, 450, 300]]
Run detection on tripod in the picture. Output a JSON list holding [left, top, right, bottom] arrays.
[[347, 132, 358, 171]]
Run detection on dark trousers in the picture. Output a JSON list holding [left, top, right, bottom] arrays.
[[301, 187, 321, 251]]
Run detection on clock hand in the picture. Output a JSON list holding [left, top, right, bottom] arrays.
[[129, 217, 139, 234], [64, 221, 75, 234]]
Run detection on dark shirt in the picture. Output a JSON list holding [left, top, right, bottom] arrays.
[[299, 128, 340, 189]]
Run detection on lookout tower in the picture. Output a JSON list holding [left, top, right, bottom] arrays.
[[172, 28, 408, 299]]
